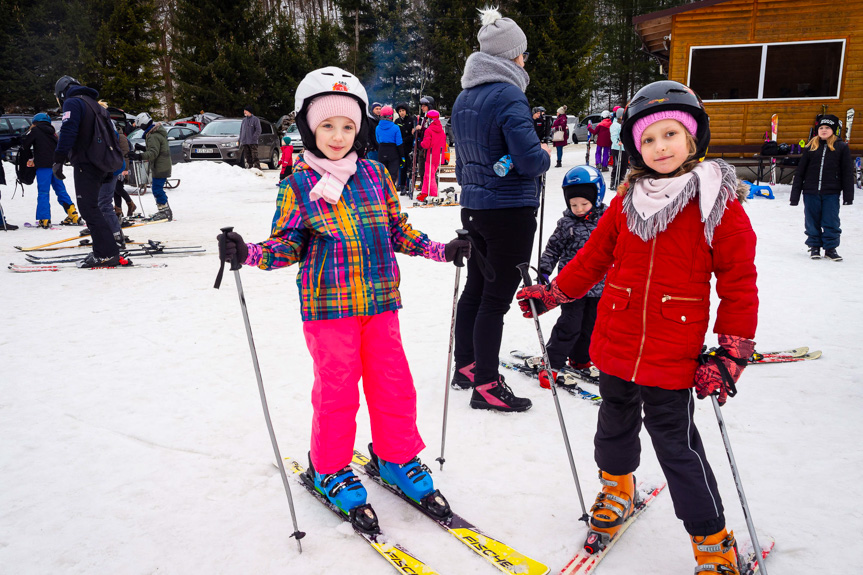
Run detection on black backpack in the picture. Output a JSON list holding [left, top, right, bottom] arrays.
[[15, 147, 36, 186], [76, 95, 123, 173]]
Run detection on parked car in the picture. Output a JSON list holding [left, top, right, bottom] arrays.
[[128, 124, 201, 165], [572, 113, 604, 144], [172, 112, 223, 132], [282, 122, 304, 153], [0, 114, 33, 162], [182, 117, 280, 168], [107, 107, 136, 135]]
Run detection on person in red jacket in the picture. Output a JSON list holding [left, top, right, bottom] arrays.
[[516, 81, 758, 575], [588, 110, 613, 171], [417, 109, 446, 202], [278, 135, 294, 181]]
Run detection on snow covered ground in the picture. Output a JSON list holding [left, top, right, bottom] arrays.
[[1, 145, 860, 574]]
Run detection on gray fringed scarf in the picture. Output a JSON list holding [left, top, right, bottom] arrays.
[[461, 52, 530, 93], [623, 159, 739, 246]]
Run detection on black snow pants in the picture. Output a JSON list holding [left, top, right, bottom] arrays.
[[545, 297, 599, 370]]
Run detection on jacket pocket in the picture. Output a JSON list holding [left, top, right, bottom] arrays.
[[604, 283, 632, 311]]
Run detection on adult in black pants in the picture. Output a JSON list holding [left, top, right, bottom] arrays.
[[53, 76, 120, 268], [449, 8, 551, 412]]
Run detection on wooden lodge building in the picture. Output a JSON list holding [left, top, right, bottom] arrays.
[[633, 0, 862, 167]]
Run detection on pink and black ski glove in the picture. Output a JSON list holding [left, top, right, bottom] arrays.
[[516, 280, 575, 318], [694, 334, 756, 405]]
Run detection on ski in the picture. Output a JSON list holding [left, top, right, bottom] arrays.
[[26, 246, 205, 263], [8, 262, 168, 273], [751, 346, 808, 358], [23, 222, 62, 230], [560, 483, 666, 575], [738, 535, 775, 575], [14, 219, 168, 251], [284, 457, 441, 575], [510, 350, 600, 385], [351, 450, 550, 575], [847, 108, 855, 145], [23, 240, 148, 252], [748, 350, 821, 364], [499, 359, 601, 404], [769, 114, 778, 185]]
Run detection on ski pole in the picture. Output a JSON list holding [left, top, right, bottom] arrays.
[[710, 396, 768, 574], [436, 229, 469, 471], [536, 172, 546, 269], [517, 263, 589, 523], [214, 227, 305, 552]]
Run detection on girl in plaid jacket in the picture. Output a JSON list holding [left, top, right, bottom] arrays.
[[217, 67, 469, 522]]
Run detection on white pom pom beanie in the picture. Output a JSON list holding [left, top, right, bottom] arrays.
[[476, 7, 527, 60]]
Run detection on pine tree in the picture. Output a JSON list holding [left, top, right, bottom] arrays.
[[422, 0, 477, 111], [90, 0, 162, 114], [171, 0, 268, 116]]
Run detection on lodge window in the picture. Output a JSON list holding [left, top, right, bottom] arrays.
[[688, 40, 845, 101]]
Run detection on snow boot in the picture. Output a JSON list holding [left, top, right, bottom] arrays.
[[61, 204, 80, 225], [308, 455, 368, 515], [126, 199, 137, 217], [470, 376, 532, 412], [416, 192, 427, 203], [824, 248, 843, 261], [37, 219, 51, 229], [76, 254, 130, 269], [368, 444, 451, 519], [691, 528, 740, 574], [451, 362, 475, 389], [584, 470, 638, 553], [114, 231, 126, 249], [809, 246, 821, 259], [151, 203, 173, 221], [2, 220, 18, 230]]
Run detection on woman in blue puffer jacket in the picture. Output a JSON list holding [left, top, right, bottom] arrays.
[[450, 7, 552, 413]]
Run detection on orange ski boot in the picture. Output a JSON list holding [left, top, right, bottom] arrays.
[[583, 470, 637, 554], [691, 528, 740, 574]]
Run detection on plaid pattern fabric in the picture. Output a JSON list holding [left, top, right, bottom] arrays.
[[257, 158, 440, 321]]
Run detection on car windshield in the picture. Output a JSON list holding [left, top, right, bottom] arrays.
[[201, 120, 241, 136]]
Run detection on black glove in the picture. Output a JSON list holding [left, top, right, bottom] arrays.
[[216, 231, 248, 265], [127, 151, 142, 161], [444, 238, 471, 265], [52, 163, 65, 180], [134, 143, 146, 152]]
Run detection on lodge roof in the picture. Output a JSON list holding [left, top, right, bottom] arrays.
[[633, 0, 735, 62]]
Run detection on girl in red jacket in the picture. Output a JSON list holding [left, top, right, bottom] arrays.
[[418, 110, 446, 201], [517, 81, 758, 575]]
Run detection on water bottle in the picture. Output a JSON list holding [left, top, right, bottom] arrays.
[[493, 155, 513, 177]]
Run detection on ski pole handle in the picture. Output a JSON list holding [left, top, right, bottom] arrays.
[[221, 226, 243, 271], [517, 262, 533, 287], [214, 226, 240, 289], [454, 229, 469, 268]]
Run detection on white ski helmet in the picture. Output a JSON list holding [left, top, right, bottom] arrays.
[[135, 112, 153, 128], [601, 110, 611, 119], [293, 66, 371, 158]]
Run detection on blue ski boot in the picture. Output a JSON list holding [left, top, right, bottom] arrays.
[[308, 454, 378, 533], [368, 444, 452, 519]]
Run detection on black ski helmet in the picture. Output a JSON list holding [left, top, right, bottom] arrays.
[[55, 75, 80, 104], [621, 80, 710, 169], [532, 106, 546, 115], [419, 96, 436, 110]]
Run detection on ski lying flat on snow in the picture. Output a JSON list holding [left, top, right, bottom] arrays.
[[26, 246, 205, 263], [284, 457, 441, 575], [560, 483, 666, 575], [510, 350, 600, 385], [738, 536, 775, 575], [14, 219, 169, 251], [501, 354, 602, 404], [351, 450, 550, 575], [8, 262, 168, 273], [749, 350, 821, 364]]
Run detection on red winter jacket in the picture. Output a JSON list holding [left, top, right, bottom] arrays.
[[588, 118, 613, 148], [556, 190, 758, 389]]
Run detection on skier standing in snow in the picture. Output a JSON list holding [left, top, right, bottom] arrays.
[[375, 105, 403, 189], [532, 106, 548, 142], [449, 7, 551, 412], [516, 80, 758, 574], [609, 108, 628, 188], [789, 114, 854, 261], [418, 109, 446, 202], [535, 165, 606, 390], [394, 102, 414, 192], [20, 112, 80, 228], [588, 110, 613, 171], [54, 75, 122, 267], [0, 159, 17, 230], [216, 67, 470, 519], [278, 135, 294, 180], [238, 106, 262, 169], [127, 113, 173, 221], [113, 122, 137, 218]]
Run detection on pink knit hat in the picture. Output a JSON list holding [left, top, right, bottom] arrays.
[[427, 110, 440, 119], [380, 105, 394, 118], [632, 110, 698, 153], [306, 94, 363, 132]]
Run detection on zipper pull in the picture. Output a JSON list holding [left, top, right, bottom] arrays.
[[662, 294, 670, 302]]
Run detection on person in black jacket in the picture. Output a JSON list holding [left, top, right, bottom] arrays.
[[394, 102, 414, 193], [20, 112, 80, 228], [54, 75, 123, 268], [532, 106, 548, 142], [790, 114, 854, 261], [0, 157, 18, 230]]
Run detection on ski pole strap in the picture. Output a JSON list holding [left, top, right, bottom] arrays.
[[699, 346, 744, 398]]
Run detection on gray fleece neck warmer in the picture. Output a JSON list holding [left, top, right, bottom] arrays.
[[461, 52, 530, 93]]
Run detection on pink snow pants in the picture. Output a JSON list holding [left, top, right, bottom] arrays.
[[303, 310, 425, 474], [421, 155, 440, 197]]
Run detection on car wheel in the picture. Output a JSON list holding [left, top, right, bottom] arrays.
[[268, 147, 279, 170]]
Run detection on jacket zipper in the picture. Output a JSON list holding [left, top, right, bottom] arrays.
[[818, 146, 826, 191], [607, 282, 632, 295], [661, 294, 702, 302], [631, 238, 657, 382]]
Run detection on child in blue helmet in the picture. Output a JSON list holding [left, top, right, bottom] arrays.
[[536, 165, 606, 388]]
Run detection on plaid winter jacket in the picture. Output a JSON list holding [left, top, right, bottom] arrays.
[[255, 157, 445, 321], [539, 205, 606, 298]]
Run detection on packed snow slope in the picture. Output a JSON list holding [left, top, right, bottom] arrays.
[[1, 147, 860, 574]]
